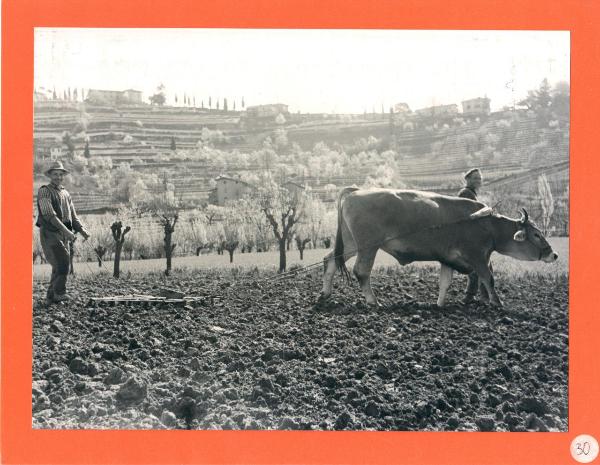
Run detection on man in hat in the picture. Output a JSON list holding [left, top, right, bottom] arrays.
[[457, 167, 491, 304], [36, 161, 90, 305], [457, 167, 482, 201]]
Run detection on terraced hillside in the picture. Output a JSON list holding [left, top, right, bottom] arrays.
[[33, 102, 569, 220]]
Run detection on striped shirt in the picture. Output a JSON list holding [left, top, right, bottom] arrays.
[[36, 183, 83, 232]]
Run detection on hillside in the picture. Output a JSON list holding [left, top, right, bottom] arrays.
[[33, 102, 569, 233]]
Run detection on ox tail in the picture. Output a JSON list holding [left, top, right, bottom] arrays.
[[334, 187, 359, 283]]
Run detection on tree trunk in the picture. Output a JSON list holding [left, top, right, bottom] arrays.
[[299, 248, 304, 260], [229, 250, 234, 263], [165, 236, 172, 276], [279, 239, 287, 272], [196, 246, 203, 256], [113, 242, 123, 278]]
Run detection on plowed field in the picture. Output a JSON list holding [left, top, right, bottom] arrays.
[[32, 265, 568, 431]]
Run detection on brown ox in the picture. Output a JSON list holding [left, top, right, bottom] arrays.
[[320, 187, 558, 307]]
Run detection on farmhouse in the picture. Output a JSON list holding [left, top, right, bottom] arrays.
[[414, 104, 459, 118], [87, 88, 144, 105], [246, 103, 289, 118], [281, 180, 307, 198], [461, 97, 491, 116], [212, 175, 255, 205]]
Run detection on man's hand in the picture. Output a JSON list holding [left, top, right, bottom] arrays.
[[65, 230, 76, 242], [81, 229, 91, 240]]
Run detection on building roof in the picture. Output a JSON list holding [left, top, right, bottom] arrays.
[[215, 175, 252, 186], [282, 180, 306, 190], [462, 96, 490, 103]]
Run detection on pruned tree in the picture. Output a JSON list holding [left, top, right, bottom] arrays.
[[241, 222, 257, 253], [219, 206, 244, 263], [203, 204, 224, 225], [162, 214, 178, 275], [538, 174, 554, 235], [304, 197, 327, 248], [111, 221, 131, 278], [94, 245, 107, 267], [170, 136, 176, 151], [295, 234, 311, 260], [238, 197, 271, 253], [254, 179, 306, 272], [185, 214, 209, 255], [83, 140, 91, 158]]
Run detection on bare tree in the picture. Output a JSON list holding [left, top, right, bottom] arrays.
[[94, 245, 107, 267], [159, 214, 177, 275], [295, 235, 311, 260], [255, 180, 306, 272], [219, 207, 244, 263], [111, 221, 131, 278], [304, 197, 327, 249]]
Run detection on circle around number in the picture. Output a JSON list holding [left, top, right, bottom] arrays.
[[571, 435, 599, 463]]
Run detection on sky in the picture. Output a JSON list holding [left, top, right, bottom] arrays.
[[34, 28, 570, 114]]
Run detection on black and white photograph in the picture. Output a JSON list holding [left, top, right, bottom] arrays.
[[32, 28, 569, 431]]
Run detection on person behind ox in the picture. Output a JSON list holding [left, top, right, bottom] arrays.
[[36, 161, 91, 305], [457, 168, 490, 304]]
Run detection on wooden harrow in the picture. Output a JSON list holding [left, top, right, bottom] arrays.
[[87, 294, 207, 308]]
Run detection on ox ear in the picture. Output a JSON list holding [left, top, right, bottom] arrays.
[[513, 229, 526, 242], [470, 206, 492, 219]]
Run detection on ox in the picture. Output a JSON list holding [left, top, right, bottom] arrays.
[[320, 187, 558, 307]]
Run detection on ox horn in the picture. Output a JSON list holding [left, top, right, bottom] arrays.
[[470, 206, 492, 219], [520, 208, 529, 224]]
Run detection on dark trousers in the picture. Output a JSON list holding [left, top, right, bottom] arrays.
[[40, 228, 71, 300]]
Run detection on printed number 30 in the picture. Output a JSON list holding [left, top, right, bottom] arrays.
[[576, 442, 592, 456]]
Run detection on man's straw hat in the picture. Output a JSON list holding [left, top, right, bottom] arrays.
[[45, 160, 69, 176]]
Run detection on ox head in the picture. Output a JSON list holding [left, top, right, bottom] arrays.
[[510, 208, 558, 263]]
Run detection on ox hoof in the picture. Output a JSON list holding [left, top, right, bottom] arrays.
[[317, 292, 331, 303], [462, 295, 475, 306], [490, 300, 504, 309]]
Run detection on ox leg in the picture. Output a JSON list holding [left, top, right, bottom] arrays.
[[464, 272, 479, 304], [320, 250, 337, 300], [474, 264, 502, 308], [437, 264, 454, 307], [320, 249, 356, 301], [353, 249, 379, 307], [478, 261, 493, 302]]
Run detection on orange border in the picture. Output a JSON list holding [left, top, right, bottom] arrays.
[[2, 0, 599, 464]]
